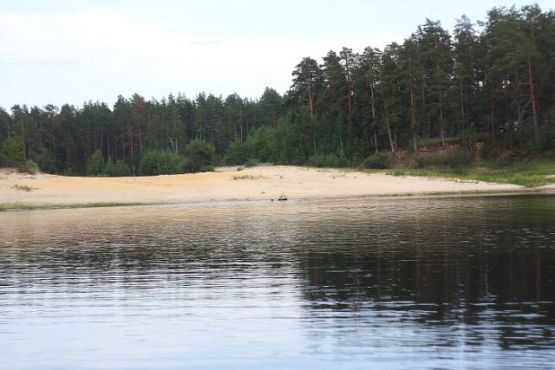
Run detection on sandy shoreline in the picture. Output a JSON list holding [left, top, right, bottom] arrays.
[[0, 166, 552, 209]]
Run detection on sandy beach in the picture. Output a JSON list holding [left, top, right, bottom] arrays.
[[0, 165, 550, 208]]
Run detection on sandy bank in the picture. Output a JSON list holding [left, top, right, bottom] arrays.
[[0, 166, 547, 208]]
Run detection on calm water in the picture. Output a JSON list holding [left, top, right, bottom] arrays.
[[1, 194, 554, 369]]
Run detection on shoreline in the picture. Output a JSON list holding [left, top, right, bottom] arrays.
[[1, 166, 552, 210], [1, 190, 545, 211]]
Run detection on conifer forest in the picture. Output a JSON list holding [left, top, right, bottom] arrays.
[[1, 5, 555, 176]]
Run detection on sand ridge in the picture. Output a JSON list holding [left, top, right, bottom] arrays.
[[0, 166, 540, 208]]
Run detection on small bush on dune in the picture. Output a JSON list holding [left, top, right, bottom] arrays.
[[104, 158, 132, 177], [20, 160, 40, 174], [244, 158, 260, 168], [139, 149, 183, 176], [183, 139, 216, 173], [88, 149, 105, 176]]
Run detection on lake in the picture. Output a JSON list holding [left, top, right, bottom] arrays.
[[1, 194, 554, 369]]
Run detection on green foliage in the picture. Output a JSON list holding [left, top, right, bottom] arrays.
[[419, 148, 474, 168], [307, 152, 350, 168], [248, 126, 276, 163], [540, 106, 555, 150], [506, 159, 555, 177], [1, 5, 555, 172], [244, 158, 261, 168], [183, 139, 216, 173], [1, 135, 25, 169], [139, 149, 183, 176], [104, 157, 132, 177], [363, 152, 396, 169], [414, 155, 427, 168], [34, 148, 57, 174], [458, 128, 477, 157], [88, 149, 105, 176], [225, 140, 251, 165], [20, 160, 40, 174]]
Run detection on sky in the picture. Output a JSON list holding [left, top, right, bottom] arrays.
[[0, 0, 552, 110]]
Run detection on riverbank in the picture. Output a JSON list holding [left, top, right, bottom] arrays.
[[1, 166, 552, 210]]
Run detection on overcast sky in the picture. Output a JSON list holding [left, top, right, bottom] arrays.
[[1, 0, 552, 110]]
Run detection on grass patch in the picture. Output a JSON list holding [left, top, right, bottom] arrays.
[[231, 174, 266, 180], [382, 159, 555, 188], [386, 169, 407, 177], [85, 202, 145, 208], [0, 202, 145, 211], [329, 173, 347, 179], [13, 184, 33, 192]]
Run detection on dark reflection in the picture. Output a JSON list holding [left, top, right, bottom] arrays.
[[1, 194, 554, 368], [296, 195, 555, 352]]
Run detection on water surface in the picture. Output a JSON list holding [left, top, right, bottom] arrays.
[[1, 195, 554, 369]]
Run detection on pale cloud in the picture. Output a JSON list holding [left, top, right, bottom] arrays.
[[14, 57, 81, 69], [0, 5, 394, 108], [1, 7, 327, 106], [1, 0, 554, 109]]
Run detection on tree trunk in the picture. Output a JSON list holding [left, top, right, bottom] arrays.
[[527, 56, 540, 146], [370, 84, 378, 154], [410, 87, 418, 152], [459, 80, 466, 131], [408, 51, 418, 152], [385, 113, 395, 155]]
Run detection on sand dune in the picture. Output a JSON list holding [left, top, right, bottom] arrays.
[[0, 166, 544, 208]]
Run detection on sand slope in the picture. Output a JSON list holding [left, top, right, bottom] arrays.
[[0, 166, 539, 208]]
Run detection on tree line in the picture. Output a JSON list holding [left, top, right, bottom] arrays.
[[1, 4, 554, 175]]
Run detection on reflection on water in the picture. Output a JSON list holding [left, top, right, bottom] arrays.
[[1, 195, 554, 369]]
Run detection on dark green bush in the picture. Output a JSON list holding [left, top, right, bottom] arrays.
[[225, 140, 251, 165], [307, 152, 350, 168], [139, 149, 183, 176], [442, 148, 474, 167], [363, 152, 396, 169], [34, 148, 56, 174], [420, 148, 474, 168], [21, 160, 40, 174], [105, 158, 132, 177], [88, 149, 105, 176], [414, 155, 426, 168], [183, 139, 216, 173]]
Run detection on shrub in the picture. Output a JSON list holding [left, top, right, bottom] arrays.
[[458, 128, 476, 156], [442, 148, 474, 168], [139, 149, 183, 176], [183, 139, 216, 173], [244, 158, 260, 168], [225, 140, 249, 165], [88, 149, 105, 176], [20, 160, 40, 174], [34, 148, 56, 174], [363, 152, 396, 169], [307, 154, 326, 167], [420, 147, 474, 168], [104, 158, 132, 177], [414, 155, 426, 168], [307, 152, 350, 168]]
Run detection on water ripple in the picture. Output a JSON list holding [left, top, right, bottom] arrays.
[[0, 195, 554, 369]]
